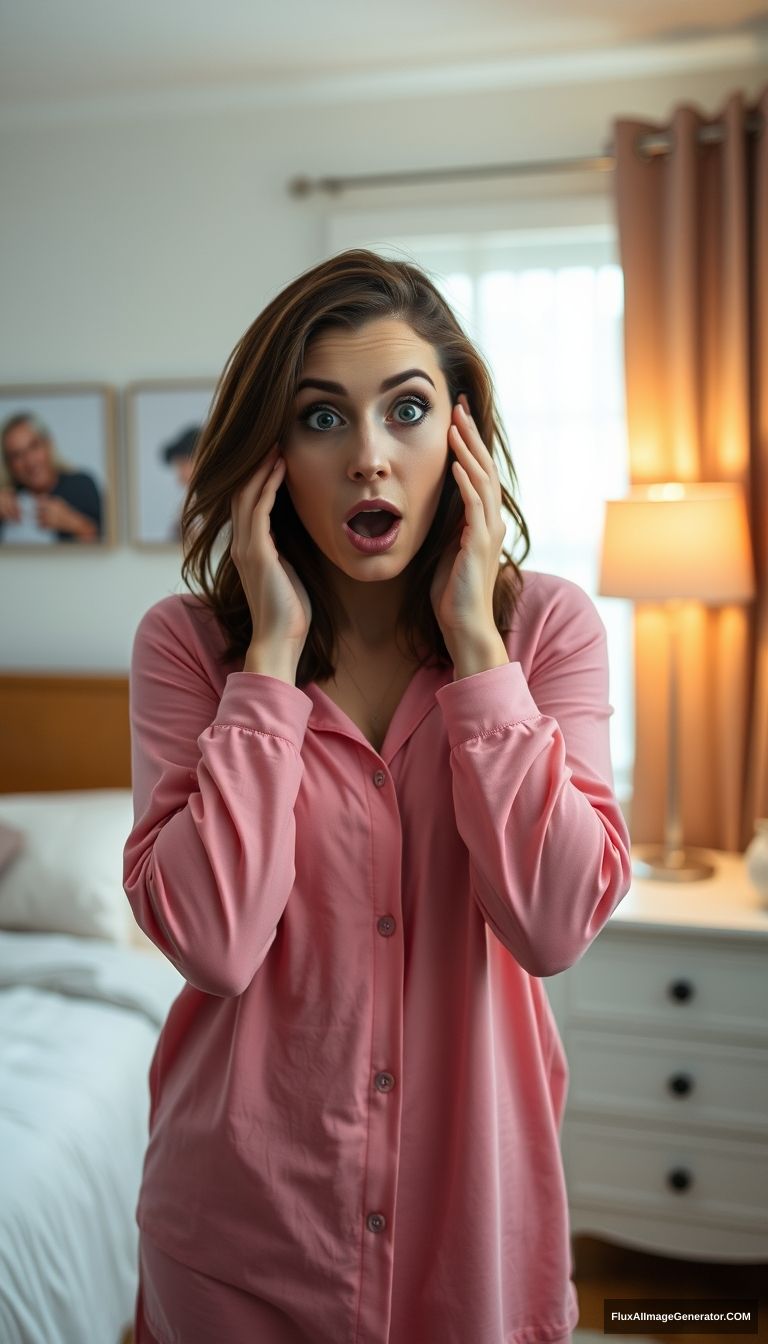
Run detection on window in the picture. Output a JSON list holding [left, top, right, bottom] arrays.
[[325, 207, 634, 804]]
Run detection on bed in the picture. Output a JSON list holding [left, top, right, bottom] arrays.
[[0, 671, 183, 1344]]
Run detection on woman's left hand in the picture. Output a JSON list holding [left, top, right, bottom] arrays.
[[430, 394, 508, 673]]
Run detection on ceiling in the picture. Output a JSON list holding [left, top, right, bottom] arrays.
[[1, 0, 766, 106]]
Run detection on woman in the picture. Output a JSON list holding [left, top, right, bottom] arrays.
[[124, 248, 632, 1344]]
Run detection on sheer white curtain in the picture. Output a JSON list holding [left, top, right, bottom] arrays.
[[324, 209, 634, 804]]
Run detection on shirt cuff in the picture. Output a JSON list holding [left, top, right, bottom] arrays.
[[434, 660, 542, 749], [213, 671, 314, 750]]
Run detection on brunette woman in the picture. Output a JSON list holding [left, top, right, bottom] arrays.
[[124, 248, 632, 1344]]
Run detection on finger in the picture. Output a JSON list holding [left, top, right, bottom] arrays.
[[451, 460, 485, 521], [454, 404, 502, 498], [452, 456, 506, 557], [449, 424, 497, 512], [450, 420, 505, 540], [231, 445, 281, 535], [451, 412, 497, 488], [232, 444, 280, 505], [252, 457, 285, 534], [238, 457, 284, 561]]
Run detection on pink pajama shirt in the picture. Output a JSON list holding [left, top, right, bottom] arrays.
[[123, 569, 632, 1344]]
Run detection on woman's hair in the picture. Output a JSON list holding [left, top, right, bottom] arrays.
[[181, 248, 530, 684]]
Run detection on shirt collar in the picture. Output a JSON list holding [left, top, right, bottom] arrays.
[[304, 660, 453, 764]]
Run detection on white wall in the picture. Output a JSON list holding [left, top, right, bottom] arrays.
[[1, 60, 764, 670]]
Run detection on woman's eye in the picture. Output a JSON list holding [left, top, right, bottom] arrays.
[[298, 394, 431, 433], [300, 406, 342, 432], [391, 396, 431, 426]]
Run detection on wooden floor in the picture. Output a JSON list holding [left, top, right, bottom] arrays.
[[121, 1235, 767, 1342], [572, 1235, 767, 1342]]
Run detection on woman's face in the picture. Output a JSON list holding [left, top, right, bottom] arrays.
[[281, 317, 454, 583]]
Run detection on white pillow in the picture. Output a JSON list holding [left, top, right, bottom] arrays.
[[0, 789, 135, 943]]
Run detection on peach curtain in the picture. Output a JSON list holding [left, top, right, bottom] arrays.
[[613, 87, 768, 853]]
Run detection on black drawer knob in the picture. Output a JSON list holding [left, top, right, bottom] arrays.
[[666, 1166, 693, 1192], [668, 978, 695, 1003], [667, 1071, 695, 1097]]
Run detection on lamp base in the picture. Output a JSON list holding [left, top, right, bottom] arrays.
[[631, 844, 715, 882]]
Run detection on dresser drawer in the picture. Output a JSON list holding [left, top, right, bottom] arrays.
[[568, 933, 768, 1040], [566, 1201, 768, 1261], [562, 1120, 768, 1232], [564, 1028, 768, 1137]]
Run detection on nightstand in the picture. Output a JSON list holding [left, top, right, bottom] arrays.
[[543, 849, 768, 1261]]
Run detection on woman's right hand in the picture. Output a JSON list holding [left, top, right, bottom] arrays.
[[230, 445, 312, 681]]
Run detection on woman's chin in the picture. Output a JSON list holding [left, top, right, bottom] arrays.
[[321, 544, 411, 584], [339, 556, 409, 583]]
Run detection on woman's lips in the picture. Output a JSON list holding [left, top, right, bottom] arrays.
[[342, 517, 402, 554]]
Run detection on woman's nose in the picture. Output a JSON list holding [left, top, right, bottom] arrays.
[[346, 429, 391, 480]]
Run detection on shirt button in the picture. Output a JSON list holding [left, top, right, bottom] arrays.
[[366, 1212, 387, 1233], [375, 1071, 395, 1092], [372, 769, 386, 787], [377, 915, 396, 937]]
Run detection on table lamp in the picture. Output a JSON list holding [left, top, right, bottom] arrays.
[[598, 482, 755, 881]]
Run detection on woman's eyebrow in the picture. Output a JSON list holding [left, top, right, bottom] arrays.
[[295, 368, 436, 396]]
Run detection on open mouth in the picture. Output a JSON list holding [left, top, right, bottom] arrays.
[[343, 507, 402, 555], [346, 509, 400, 538]]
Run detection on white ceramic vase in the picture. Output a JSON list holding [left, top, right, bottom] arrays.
[[744, 818, 768, 910]]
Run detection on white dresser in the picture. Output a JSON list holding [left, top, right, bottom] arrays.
[[543, 850, 768, 1262]]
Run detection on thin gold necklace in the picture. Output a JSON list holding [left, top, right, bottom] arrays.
[[336, 635, 414, 733]]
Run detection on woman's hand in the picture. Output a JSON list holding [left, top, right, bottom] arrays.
[[230, 446, 312, 681], [430, 395, 509, 677]]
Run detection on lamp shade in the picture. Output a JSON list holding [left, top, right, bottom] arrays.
[[598, 482, 755, 604]]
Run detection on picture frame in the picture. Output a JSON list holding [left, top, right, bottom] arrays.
[[0, 384, 117, 550], [126, 379, 217, 547]]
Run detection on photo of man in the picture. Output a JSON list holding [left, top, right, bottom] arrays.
[[160, 425, 199, 542], [0, 411, 104, 545], [127, 381, 213, 546]]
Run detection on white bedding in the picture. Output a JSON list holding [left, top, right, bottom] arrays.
[[0, 932, 183, 1344]]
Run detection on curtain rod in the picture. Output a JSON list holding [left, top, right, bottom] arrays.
[[288, 112, 763, 196]]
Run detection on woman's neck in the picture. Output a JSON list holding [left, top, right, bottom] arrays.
[[326, 567, 409, 652]]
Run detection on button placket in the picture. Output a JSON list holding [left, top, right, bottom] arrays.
[[356, 750, 404, 1341]]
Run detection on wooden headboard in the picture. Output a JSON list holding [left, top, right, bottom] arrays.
[[0, 672, 131, 793]]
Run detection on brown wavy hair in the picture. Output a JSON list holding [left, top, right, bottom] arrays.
[[180, 247, 530, 686]]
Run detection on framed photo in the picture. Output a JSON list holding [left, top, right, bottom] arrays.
[[0, 384, 117, 549], [126, 380, 217, 547]]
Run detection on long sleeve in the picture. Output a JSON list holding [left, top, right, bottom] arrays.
[[123, 599, 313, 996], [435, 580, 632, 977]]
